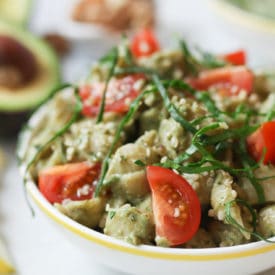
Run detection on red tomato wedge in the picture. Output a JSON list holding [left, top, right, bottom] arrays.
[[38, 162, 101, 203], [246, 121, 275, 165], [130, 28, 160, 58], [188, 66, 254, 96], [79, 74, 145, 117], [221, 50, 246, 66], [146, 166, 201, 246]]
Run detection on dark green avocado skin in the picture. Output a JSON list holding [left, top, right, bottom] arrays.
[[0, 111, 29, 138]]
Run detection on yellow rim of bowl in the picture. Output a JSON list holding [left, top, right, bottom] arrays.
[[27, 182, 275, 261], [209, 0, 275, 35]]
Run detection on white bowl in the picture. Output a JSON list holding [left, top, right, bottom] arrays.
[[18, 94, 275, 275]]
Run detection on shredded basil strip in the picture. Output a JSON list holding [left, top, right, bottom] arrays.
[[163, 79, 222, 117], [179, 39, 199, 75], [161, 159, 241, 174], [99, 47, 117, 64], [256, 175, 275, 181], [162, 120, 247, 176], [134, 160, 146, 167], [94, 89, 152, 197], [152, 74, 197, 134], [179, 39, 228, 72], [191, 124, 220, 159], [96, 47, 118, 123], [34, 83, 73, 112], [164, 152, 242, 175], [174, 144, 198, 163], [265, 106, 275, 121], [192, 122, 221, 141], [121, 34, 134, 66], [237, 139, 265, 203], [115, 66, 158, 76], [203, 125, 258, 146], [190, 115, 215, 126], [24, 86, 82, 184], [225, 199, 275, 243], [196, 48, 228, 68], [230, 103, 259, 120], [195, 91, 221, 117]]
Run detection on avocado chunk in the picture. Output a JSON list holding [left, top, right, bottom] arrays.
[[104, 204, 155, 245], [0, 19, 60, 136], [55, 197, 106, 229], [0, 0, 32, 26], [258, 204, 275, 238]]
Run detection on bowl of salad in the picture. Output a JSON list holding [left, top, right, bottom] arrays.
[[18, 29, 275, 275]]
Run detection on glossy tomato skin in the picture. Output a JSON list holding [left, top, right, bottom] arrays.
[[188, 66, 254, 96], [146, 166, 201, 246], [130, 28, 160, 58], [79, 74, 145, 117], [38, 162, 101, 203], [221, 50, 246, 66], [247, 121, 275, 165]]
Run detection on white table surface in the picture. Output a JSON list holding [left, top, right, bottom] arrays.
[[0, 0, 274, 274]]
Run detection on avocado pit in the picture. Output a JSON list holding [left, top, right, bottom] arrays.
[[0, 35, 38, 89]]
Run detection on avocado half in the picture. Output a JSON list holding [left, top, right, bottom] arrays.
[[0, 0, 32, 26], [0, 19, 60, 137]]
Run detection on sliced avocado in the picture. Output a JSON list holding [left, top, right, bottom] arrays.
[[0, 19, 60, 112], [0, 19, 60, 136], [0, 0, 32, 26]]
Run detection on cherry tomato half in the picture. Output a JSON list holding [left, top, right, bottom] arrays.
[[79, 74, 145, 117], [221, 50, 246, 66], [130, 28, 160, 58], [247, 121, 275, 165], [146, 166, 201, 246], [38, 162, 101, 203], [188, 66, 254, 96]]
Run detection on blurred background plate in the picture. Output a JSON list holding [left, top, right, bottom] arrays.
[[209, 0, 275, 35], [209, 0, 275, 65], [30, 0, 114, 40]]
